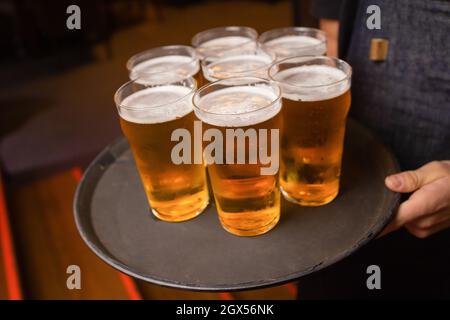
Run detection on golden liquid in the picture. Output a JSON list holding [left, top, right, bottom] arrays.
[[204, 114, 281, 236], [194, 70, 205, 88], [280, 90, 351, 206], [120, 111, 209, 221]]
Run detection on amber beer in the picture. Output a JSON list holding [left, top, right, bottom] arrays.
[[126, 45, 203, 86], [269, 56, 352, 206], [193, 77, 282, 236], [114, 78, 209, 221]]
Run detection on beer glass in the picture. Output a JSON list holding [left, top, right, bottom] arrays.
[[201, 48, 275, 83], [193, 77, 282, 236], [126, 45, 202, 86], [114, 77, 209, 221], [259, 27, 327, 60], [192, 26, 258, 61], [269, 56, 351, 206]]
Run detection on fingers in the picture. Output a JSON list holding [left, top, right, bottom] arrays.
[[378, 219, 400, 238], [407, 208, 450, 230], [392, 176, 450, 227], [381, 161, 450, 239], [405, 212, 450, 239], [379, 206, 450, 239], [385, 161, 450, 193]]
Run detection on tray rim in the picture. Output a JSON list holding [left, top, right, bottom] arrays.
[[73, 120, 401, 292]]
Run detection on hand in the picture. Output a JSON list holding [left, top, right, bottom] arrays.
[[381, 161, 450, 238]]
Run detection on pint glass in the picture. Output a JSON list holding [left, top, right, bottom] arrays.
[[201, 48, 275, 83], [269, 56, 352, 206], [114, 77, 209, 221], [259, 27, 327, 60], [126, 45, 202, 86], [192, 26, 258, 61], [193, 77, 282, 236]]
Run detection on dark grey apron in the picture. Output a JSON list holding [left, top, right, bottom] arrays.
[[298, 0, 450, 299], [348, 0, 450, 170]]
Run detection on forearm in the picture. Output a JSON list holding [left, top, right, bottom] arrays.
[[310, 0, 342, 57], [319, 19, 339, 57]]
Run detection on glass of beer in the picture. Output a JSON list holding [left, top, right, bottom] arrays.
[[201, 48, 275, 83], [114, 77, 209, 221], [259, 27, 327, 60], [192, 26, 258, 61], [269, 56, 351, 206], [193, 77, 282, 236], [126, 45, 202, 86]]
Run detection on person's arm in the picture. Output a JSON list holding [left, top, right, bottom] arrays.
[[310, 0, 343, 57], [319, 19, 339, 57], [382, 161, 450, 238]]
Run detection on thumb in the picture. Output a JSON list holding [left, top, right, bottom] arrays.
[[385, 161, 450, 193]]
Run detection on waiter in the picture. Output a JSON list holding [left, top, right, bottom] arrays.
[[298, 0, 450, 298]]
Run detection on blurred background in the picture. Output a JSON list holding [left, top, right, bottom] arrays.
[[0, 0, 317, 299]]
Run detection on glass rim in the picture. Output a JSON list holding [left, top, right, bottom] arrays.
[[126, 45, 198, 77], [268, 55, 352, 89], [114, 77, 197, 111], [259, 27, 327, 50], [192, 76, 282, 116], [201, 47, 275, 79], [191, 26, 258, 50]]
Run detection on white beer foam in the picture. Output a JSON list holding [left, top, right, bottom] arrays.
[[264, 35, 326, 58], [195, 86, 281, 127], [204, 54, 273, 81], [274, 65, 349, 101], [200, 36, 253, 48], [197, 36, 257, 59], [130, 55, 199, 84], [119, 86, 193, 124]]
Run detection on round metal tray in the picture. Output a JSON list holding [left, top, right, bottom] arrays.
[[74, 119, 400, 291]]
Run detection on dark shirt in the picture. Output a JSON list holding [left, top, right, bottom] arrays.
[[299, 0, 450, 299]]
